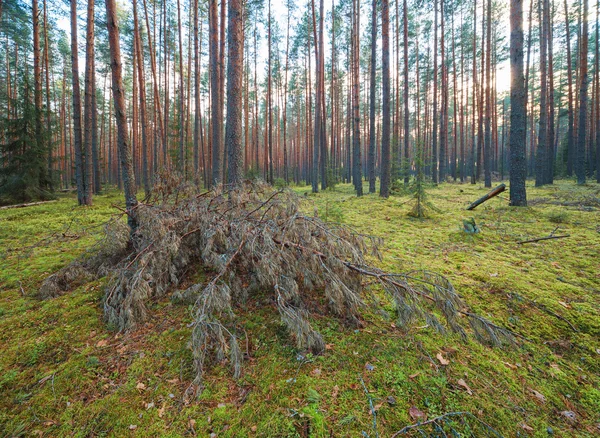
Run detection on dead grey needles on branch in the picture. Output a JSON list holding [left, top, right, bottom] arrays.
[[41, 175, 519, 388]]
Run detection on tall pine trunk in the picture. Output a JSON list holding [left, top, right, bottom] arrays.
[[380, 0, 391, 197], [576, 0, 588, 184], [368, 0, 377, 193], [70, 0, 85, 205], [510, 0, 527, 205], [225, 0, 244, 185], [209, 0, 221, 185], [105, 0, 138, 231]]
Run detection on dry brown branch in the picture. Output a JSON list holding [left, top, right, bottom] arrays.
[[0, 200, 57, 210], [41, 176, 518, 388]]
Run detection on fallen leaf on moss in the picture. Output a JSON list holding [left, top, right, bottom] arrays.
[[560, 410, 576, 422], [409, 406, 426, 420], [457, 378, 473, 395], [529, 388, 546, 402], [520, 423, 534, 431], [436, 353, 450, 365], [331, 385, 339, 398]]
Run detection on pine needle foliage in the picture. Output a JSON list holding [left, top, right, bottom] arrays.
[[407, 142, 439, 218], [41, 175, 518, 389], [0, 79, 53, 205]]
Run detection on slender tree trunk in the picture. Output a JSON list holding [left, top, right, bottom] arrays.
[[318, 0, 327, 190], [92, 57, 100, 194], [596, 0, 600, 182], [219, 0, 226, 179], [483, 0, 492, 187], [70, 0, 85, 205], [209, 0, 221, 185], [403, 0, 410, 185], [576, 0, 589, 184], [176, 0, 185, 174], [432, 0, 439, 182], [83, 0, 95, 205], [105, 0, 138, 231], [311, 0, 320, 192], [33, 0, 48, 195], [471, 2, 477, 184], [439, 0, 446, 182], [546, 0, 554, 184], [193, 0, 200, 178], [268, 0, 274, 184], [536, 0, 548, 186], [43, 0, 53, 190], [380, 0, 391, 197], [352, 0, 363, 195], [564, 0, 575, 176], [283, 2, 291, 184], [368, 0, 377, 193], [133, 0, 150, 197]]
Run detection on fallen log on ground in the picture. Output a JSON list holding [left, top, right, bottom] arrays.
[[517, 234, 570, 244], [0, 200, 57, 210], [466, 183, 506, 210]]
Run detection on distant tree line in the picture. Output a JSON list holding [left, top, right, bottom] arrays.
[[0, 0, 599, 207]]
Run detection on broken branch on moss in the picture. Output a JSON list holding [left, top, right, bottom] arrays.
[[40, 176, 519, 387]]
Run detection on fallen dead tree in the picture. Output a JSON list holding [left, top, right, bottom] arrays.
[[0, 200, 57, 210], [41, 176, 518, 389], [466, 183, 506, 210]]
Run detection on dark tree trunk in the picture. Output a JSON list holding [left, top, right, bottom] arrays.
[[193, 0, 200, 177], [352, 0, 363, 195], [546, 0, 554, 184], [70, 0, 85, 205], [380, 0, 391, 197], [564, 0, 575, 177], [509, 0, 527, 205], [439, 0, 446, 182], [368, 0, 377, 193], [268, 0, 274, 184], [209, 0, 221, 185], [318, 0, 327, 190], [43, 0, 53, 190], [176, 0, 185, 174], [33, 0, 48, 194], [432, 0, 439, 182], [311, 0, 320, 192], [92, 59, 100, 194], [82, 0, 95, 205], [576, 0, 588, 185], [483, 0, 492, 188], [536, 0, 548, 186], [402, 0, 409, 184], [596, 0, 600, 182], [225, 0, 244, 186]]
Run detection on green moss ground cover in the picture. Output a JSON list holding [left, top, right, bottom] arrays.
[[0, 181, 598, 436]]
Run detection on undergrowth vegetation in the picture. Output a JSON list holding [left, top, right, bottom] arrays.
[[0, 180, 599, 436]]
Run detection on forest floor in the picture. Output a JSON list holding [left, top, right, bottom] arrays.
[[0, 180, 599, 437]]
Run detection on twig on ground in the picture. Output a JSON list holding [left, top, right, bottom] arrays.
[[518, 227, 570, 244], [359, 374, 379, 438], [390, 411, 503, 437]]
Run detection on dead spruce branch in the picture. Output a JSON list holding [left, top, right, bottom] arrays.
[[41, 178, 519, 387]]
